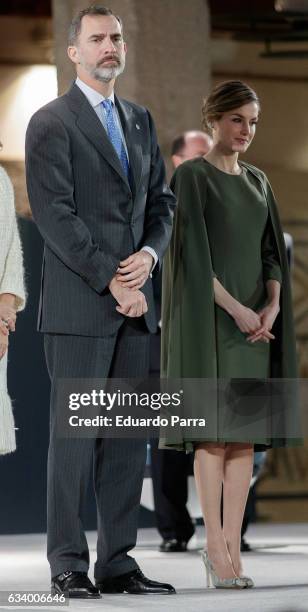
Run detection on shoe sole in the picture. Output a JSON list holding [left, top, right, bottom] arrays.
[[97, 586, 176, 595], [51, 587, 101, 599]]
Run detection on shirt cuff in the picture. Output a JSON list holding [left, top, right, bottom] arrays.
[[141, 246, 158, 276]]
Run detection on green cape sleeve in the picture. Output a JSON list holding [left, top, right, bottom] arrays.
[[161, 161, 217, 378]]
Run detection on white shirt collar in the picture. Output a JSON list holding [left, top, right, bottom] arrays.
[[75, 77, 115, 109]]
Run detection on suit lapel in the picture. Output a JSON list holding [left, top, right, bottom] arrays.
[[66, 83, 131, 190], [115, 96, 143, 197]]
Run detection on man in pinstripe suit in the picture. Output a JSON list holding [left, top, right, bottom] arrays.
[[25, 5, 175, 598]]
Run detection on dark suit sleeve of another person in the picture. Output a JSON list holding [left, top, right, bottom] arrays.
[[141, 111, 176, 272], [25, 109, 119, 294]]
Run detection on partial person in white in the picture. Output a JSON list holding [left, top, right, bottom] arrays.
[[0, 153, 26, 455]]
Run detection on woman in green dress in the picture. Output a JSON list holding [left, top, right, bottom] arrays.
[[161, 81, 300, 589]]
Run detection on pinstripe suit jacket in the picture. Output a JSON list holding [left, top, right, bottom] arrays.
[[25, 83, 175, 336]]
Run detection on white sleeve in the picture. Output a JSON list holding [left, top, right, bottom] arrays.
[[0, 168, 26, 311]]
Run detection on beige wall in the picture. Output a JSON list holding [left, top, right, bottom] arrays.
[[0, 65, 57, 162], [0, 64, 57, 214], [0, 16, 55, 214]]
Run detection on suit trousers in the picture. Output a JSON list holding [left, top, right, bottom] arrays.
[[44, 318, 150, 579], [150, 440, 195, 542]]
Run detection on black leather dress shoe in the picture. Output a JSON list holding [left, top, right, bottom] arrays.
[[96, 569, 176, 594], [159, 538, 188, 552], [241, 537, 252, 552], [51, 571, 101, 599]]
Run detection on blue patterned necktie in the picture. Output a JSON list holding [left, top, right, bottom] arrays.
[[101, 99, 130, 178]]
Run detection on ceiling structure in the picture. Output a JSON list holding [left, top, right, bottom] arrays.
[[0, 0, 51, 16], [0, 0, 52, 64], [1, 0, 308, 39], [209, 0, 308, 58], [1, 0, 308, 61]]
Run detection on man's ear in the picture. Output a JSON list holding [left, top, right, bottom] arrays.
[[67, 45, 79, 65], [172, 155, 181, 169]]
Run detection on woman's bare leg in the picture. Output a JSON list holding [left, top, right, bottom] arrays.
[[222, 443, 254, 575], [194, 442, 236, 579]]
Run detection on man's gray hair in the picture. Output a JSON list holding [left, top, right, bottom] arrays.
[[68, 4, 123, 46]]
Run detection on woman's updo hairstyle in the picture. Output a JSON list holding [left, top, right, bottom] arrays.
[[202, 80, 260, 137]]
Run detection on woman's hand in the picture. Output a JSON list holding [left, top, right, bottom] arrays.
[[213, 278, 276, 343], [214, 279, 263, 336], [247, 303, 280, 344], [0, 329, 9, 360], [0, 300, 16, 332], [232, 304, 262, 335]]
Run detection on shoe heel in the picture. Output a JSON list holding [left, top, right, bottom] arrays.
[[205, 563, 211, 588], [201, 551, 212, 588], [200, 550, 245, 590]]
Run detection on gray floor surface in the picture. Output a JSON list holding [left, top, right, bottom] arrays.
[[0, 524, 307, 612]]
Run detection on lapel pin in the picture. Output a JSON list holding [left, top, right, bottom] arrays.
[[136, 123, 141, 130]]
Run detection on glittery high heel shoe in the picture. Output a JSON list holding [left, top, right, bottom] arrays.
[[201, 551, 247, 589], [225, 544, 254, 588], [239, 574, 254, 588]]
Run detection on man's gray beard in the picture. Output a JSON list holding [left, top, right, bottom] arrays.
[[91, 60, 125, 83]]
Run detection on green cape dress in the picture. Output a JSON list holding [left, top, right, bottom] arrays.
[[160, 158, 302, 451]]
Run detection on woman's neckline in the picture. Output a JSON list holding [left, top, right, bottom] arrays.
[[202, 157, 246, 176]]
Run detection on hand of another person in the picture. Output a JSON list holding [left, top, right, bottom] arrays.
[[0, 329, 9, 360], [247, 303, 280, 344], [109, 278, 148, 318], [116, 251, 153, 290], [0, 302, 16, 332]]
